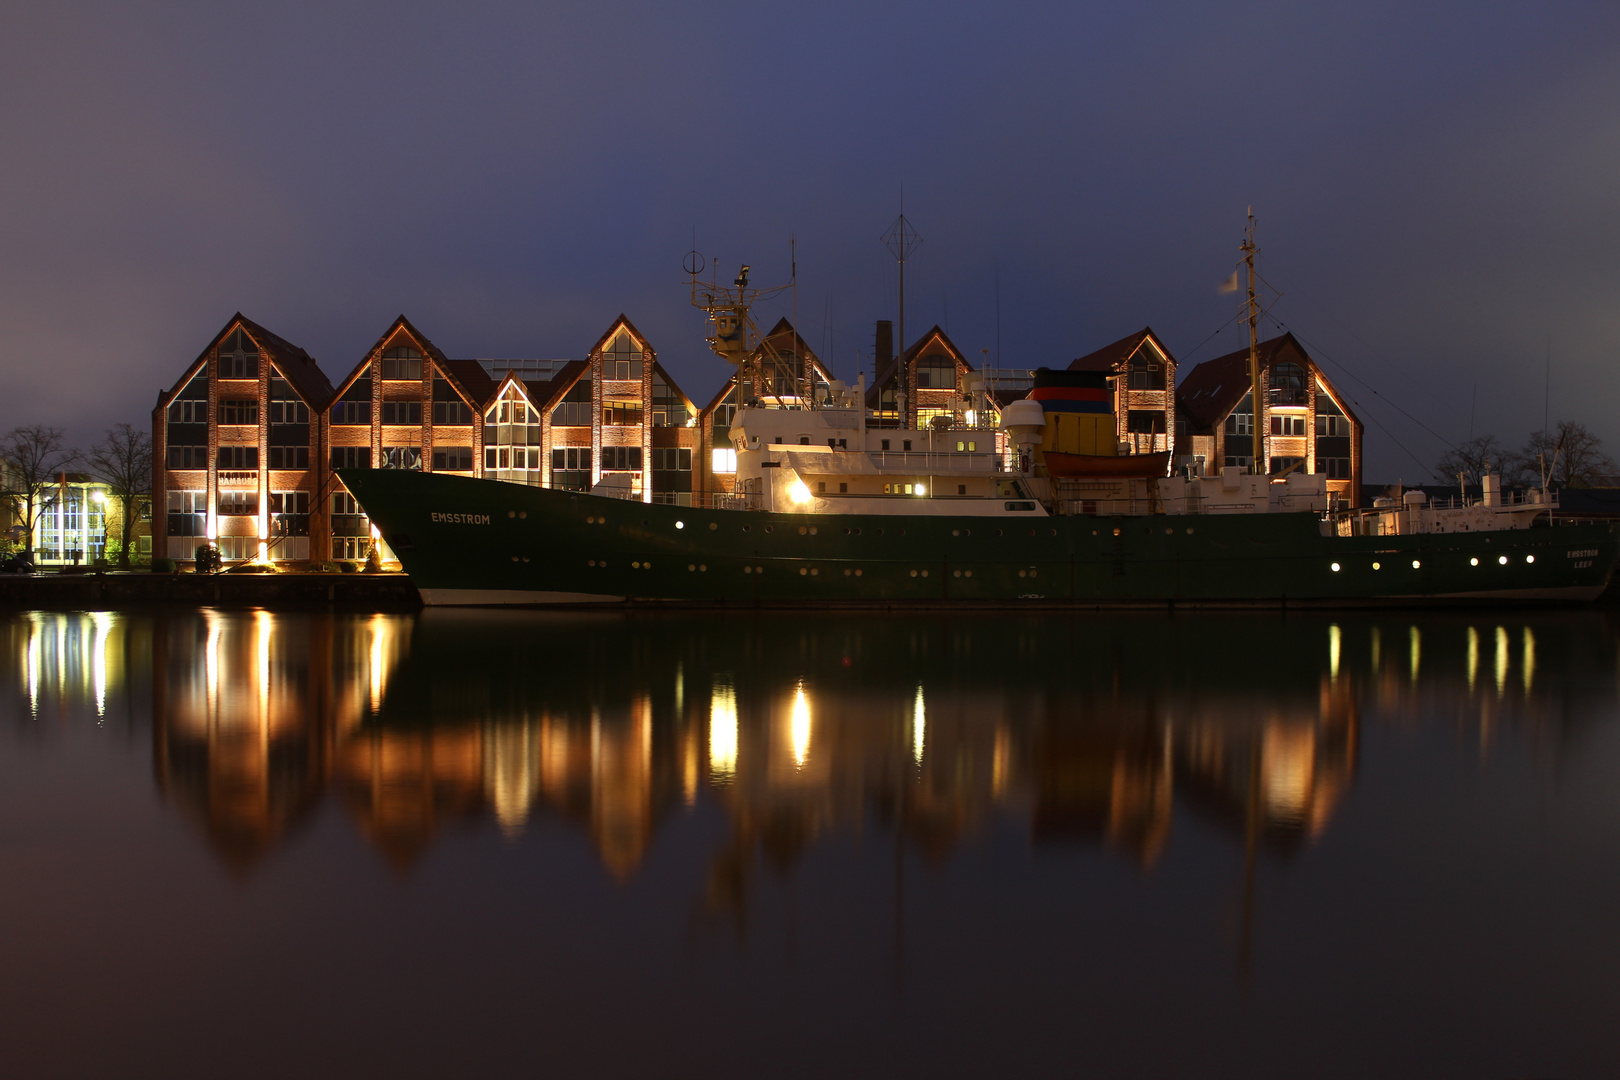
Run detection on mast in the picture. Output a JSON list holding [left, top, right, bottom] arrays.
[[881, 213, 923, 420], [1242, 209, 1263, 473]]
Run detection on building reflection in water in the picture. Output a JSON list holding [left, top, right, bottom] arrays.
[[2, 609, 1609, 895]]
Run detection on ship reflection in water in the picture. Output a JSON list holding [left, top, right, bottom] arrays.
[[2, 608, 1618, 1078]]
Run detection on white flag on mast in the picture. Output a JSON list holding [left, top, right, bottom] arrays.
[[1217, 271, 1240, 294]]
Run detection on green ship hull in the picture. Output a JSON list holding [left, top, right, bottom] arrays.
[[340, 469, 1620, 607]]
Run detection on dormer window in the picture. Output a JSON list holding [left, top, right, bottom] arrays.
[[602, 330, 643, 380]]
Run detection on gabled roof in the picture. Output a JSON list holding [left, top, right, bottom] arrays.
[[650, 360, 697, 413], [439, 360, 498, 408], [155, 313, 332, 413], [865, 324, 971, 409], [1175, 332, 1358, 430], [331, 314, 453, 401], [587, 313, 653, 357], [1068, 327, 1166, 374], [525, 359, 592, 412]]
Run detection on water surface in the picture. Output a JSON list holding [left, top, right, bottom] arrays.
[[2, 608, 1618, 1078]]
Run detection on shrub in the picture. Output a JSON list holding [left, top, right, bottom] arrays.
[[339, 561, 359, 574], [150, 558, 176, 574]]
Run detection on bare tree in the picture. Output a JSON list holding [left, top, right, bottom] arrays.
[[1509, 421, 1616, 488], [0, 425, 78, 558], [86, 423, 153, 569], [1434, 434, 1507, 486]]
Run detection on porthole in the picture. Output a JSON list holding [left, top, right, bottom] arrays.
[[810, 526, 818, 535], [921, 569, 929, 577], [1470, 557, 1479, 566], [522, 556, 530, 563], [1412, 560, 1422, 569], [844, 527, 852, 535], [909, 569, 918, 578], [676, 521, 685, 530], [1050, 528, 1057, 536], [518, 511, 527, 519], [964, 529, 971, 537], [744, 566, 753, 574], [588, 559, 596, 567], [643, 561, 651, 570], [1372, 562, 1381, 570], [1165, 528, 1173, 535], [1029, 569, 1037, 578], [1028, 528, 1036, 536], [1330, 562, 1341, 572], [964, 570, 972, 578], [854, 569, 863, 577], [1113, 527, 1121, 537], [585, 515, 595, 524], [699, 564, 707, 571], [953, 570, 961, 577], [641, 519, 649, 527], [898, 528, 906, 536], [1185, 528, 1193, 535], [755, 565, 763, 573], [765, 526, 774, 534], [877, 528, 885, 536], [853, 528, 862, 536], [800, 567, 808, 575], [1018, 570, 1027, 578], [799, 526, 808, 535], [997, 529, 1005, 537], [510, 556, 519, 562], [742, 524, 750, 532], [844, 569, 852, 576], [1498, 555, 1508, 565], [811, 568, 819, 576], [688, 563, 696, 571], [1526, 555, 1535, 564], [709, 522, 718, 531], [952, 529, 960, 537], [632, 561, 640, 569], [508, 511, 516, 518]]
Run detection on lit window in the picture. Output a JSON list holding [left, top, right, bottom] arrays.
[[711, 448, 737, 474]]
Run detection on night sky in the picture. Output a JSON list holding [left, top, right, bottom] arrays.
[[3, 1, 1618, 481]]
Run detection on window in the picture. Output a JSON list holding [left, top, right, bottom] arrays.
[[601, 446, 642, 471], [652, 375, 690, 427], [217, 490, 258, 516], [217, 328, 258, 380], [219, 398, 258, 426], [1127, 341, 1166, 390], [216, 445, 258, 469], [916, 408, 955, 429], [1271, 414, 1307, 436], [1127, 410, 1165, 434], [331, 491, 370, 556], [139, 535, 151, 554], [955, 441, 978, 452], [711, 448, 737, 474], [1316, 456, 1352, 479], [1270, 362, 1308, 406], [166, 490, 206, 536], [1225, 396, 1255, 437], [602, 401, 642, 427], [549, 446, 592, 490], [429, 446, 472, 471], [915, 356, 956, 390], [1269, 456, 1306, 477], [380, 345, 423, 381], [169, 399, 207, 424], [1224, 455, 1253, 470], [331, 380, 371, 425], [166, 445, 207, 469], [380, 446, 422, 470], [551, 378, 593, 426], [651, 447, 692, 471], [330, 446, 370, 470], [602, 330, 643, 380], [268, 446, 309, 469], [267, 398, 308, 425], [432, 379, 472, 425], [270, 491, 310, 536], [1316, 414, 1350, 437], [881, 439, 890, 451], [381, 401, 422, 426]]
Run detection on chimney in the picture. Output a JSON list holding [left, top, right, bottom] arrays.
[[874, 320, 893, 382]]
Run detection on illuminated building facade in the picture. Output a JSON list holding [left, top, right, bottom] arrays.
[[1066, 327, 1179, 456], [151, 315, 333, 563], [1175, 332, 1364, 505]]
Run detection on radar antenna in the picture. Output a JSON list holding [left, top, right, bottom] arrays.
[[686, 247, 807, 410]]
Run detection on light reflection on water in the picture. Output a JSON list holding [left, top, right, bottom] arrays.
[[2, 607, 1619, 1077]]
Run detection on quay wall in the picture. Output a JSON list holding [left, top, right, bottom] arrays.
[[0, 573, 422, 611]]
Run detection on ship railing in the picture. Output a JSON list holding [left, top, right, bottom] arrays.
[[867, 450, 1005, 473]]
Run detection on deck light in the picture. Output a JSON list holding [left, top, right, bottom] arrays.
[[1471, 557, 1479, 566], [1412, 560, 1421, 569], [1331, 562, 1341, 572], [675, 521, 684, 529], [915, 484, 927, 496], [1499, 555, 1508, 565], [1372, 561, 1381, 570], [790, 481, 812, 504], [1526, 555, 1535, 563]]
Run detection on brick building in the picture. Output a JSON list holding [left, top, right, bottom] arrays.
[[1175, 332, 1363, 505], [1066, 328, 1178, 456]]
